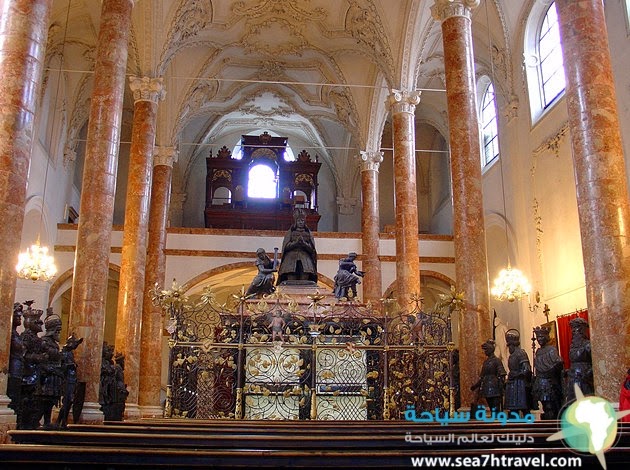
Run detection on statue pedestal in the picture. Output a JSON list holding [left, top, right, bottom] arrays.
[[273, 283, 336, 305]]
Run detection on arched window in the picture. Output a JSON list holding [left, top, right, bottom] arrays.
[[538, 3, 565, 107], [480, 80, 500, 167], [524, 1, 566, 123], [248, 164, 277, 198]]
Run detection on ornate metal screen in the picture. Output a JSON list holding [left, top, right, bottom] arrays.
[[153, 283, 461, 420]]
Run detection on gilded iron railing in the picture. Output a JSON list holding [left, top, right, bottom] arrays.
[[152, 282, 462, 420]]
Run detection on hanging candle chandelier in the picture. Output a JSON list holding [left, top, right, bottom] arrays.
[[491, 262, 531, 302], [16, 236, 58, 282]]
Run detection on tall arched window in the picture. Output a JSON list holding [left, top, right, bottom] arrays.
[[480, 80, 500, 167], [524, 1, 566, 123], [538, 2, 565, 108]]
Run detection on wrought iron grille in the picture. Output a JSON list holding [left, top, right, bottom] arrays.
[[153, 283, 461, 420]]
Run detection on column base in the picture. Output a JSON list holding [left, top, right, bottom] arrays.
[[77, 401, 105, 424], [0, 394, 17, 443], [124, 402, 141, 420], [139, 405, 164, 419]]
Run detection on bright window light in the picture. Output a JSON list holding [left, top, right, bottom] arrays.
[[248, 164, 277, 198], [539, 2, 565, 108]]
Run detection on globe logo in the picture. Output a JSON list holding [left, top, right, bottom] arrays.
[[547, 384, 630, 469]]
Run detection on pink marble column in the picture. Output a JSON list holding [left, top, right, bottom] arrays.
[[387, 91, 421, 309], [68, 0, 134, 424], [139, 146, 176, 417], [359, 150, 383, 303], [115, 76, 165, 419], [432, 0, 491, 408], [556, 0, 630, 401], [0, 0, 51, 433]]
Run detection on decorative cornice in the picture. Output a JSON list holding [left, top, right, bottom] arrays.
[[154, 146, 178, 168], [431, 0, 480, 22], [359, 150, 384, 172], [387, 90, 421, 114], [129, 76, 166, 103]]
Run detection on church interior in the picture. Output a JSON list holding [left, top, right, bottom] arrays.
[[1, 0, 630, 467]]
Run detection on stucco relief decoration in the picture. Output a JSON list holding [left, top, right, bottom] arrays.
[[505, 94, 519, 122], [240, 91, 293, 117], [530, 122, 569, 278], [329, 88, 358, 131], [257, 60, 286, 81], [491, 45, 509, 84], [359, 150, 383, 172], [164, 0, 211, 52], [63, 76, 92, 167], [177, 80, 219, 132], [431, 0, 480, 22], [41, 23, 63, 97], [82, 47, 96, 68], [531, 121, 569, 176], [344, 1, 394, 73], [231, 0, 326, 56], [532, 197, 544, 268]]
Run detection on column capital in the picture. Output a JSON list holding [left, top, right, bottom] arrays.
[[153, 146, 178, 168], [171, 192, 187, 205], [336, 196, 358, 215], [359, 151, 384, 172], [387, 90, 421, 114], [431, 0, 479, 22], [129, 76, 166, 104]]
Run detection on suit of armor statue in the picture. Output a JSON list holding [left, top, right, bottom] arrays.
[[504, 329, 533, 416], [19, 308, 45, 429], [471, 339, 506, 413], [564, 317, 593, 403], [532, 326, 563, 419]]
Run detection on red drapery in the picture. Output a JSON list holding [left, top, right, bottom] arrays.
[[555, 309, 589, 369]]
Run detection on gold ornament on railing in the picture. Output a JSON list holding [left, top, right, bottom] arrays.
[[437, 285, 466, 313], [151, 279, 190, 310]]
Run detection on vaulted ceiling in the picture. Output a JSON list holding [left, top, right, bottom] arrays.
[[49, 0, 516, 227]]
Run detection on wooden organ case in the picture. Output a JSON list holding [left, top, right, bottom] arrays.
[[204, 132, 321, 230]]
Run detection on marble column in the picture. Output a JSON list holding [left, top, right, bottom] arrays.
[[0, 0, 51, 435], [387, 91, 421, 309], [359, 151, 384, 304], [432, 0, 491, 408], [139, 146, 177, 418], [115, 76, 165, 419], [68, 0, 134, 424], [556, 0, 630, 401]]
